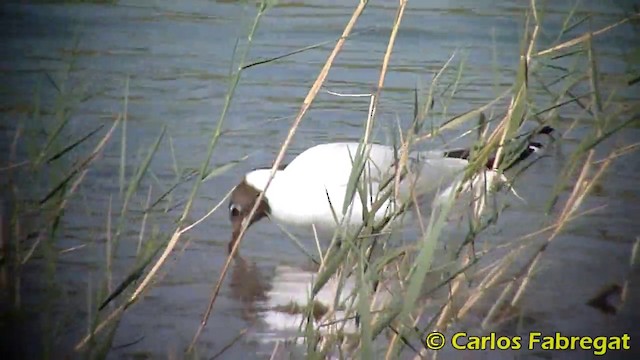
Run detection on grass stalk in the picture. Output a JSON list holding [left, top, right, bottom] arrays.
[[119, 75, 129, 197]]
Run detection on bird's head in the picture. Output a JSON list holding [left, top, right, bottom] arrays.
[[227, 171, 272, 253]]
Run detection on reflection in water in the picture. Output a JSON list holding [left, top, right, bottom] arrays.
[[230, 256, 394, 350], [230, 255, 268, 322]]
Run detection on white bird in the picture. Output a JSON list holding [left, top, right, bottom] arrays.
[[228, 127, 554, 251]]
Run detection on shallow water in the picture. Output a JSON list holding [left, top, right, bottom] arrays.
[[1, 0, 639, 359]]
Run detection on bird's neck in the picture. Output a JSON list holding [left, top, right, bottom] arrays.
[[244, 168, 285, 195], [245, 168, 318, 228]]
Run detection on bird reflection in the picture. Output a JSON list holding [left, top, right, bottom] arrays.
[[229, 254, 394, 339], [229, 255, 268, 322]]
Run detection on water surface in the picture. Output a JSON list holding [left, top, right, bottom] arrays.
[[0, 0, 639, 359]]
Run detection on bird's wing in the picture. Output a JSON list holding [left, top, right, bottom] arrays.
[[283, 143, 400, 186], [283, 142, 470, 205]]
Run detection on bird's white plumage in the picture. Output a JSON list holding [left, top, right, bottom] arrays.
[[245, 142, 501, 235]]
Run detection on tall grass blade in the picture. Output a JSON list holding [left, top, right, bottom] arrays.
[[202, 154, 250, 182], [439, 90, 509, 132], [99, 239, 164, 310], [357, 247, 373, 358], [46, 124, 104, 163], [110, 125, 165, 256], [119, 75, 130, 196]]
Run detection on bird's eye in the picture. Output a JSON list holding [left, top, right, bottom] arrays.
[[229, 203, 241, 218]]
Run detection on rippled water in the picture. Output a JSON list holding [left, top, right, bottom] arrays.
[[1, 0, 639, 359]]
